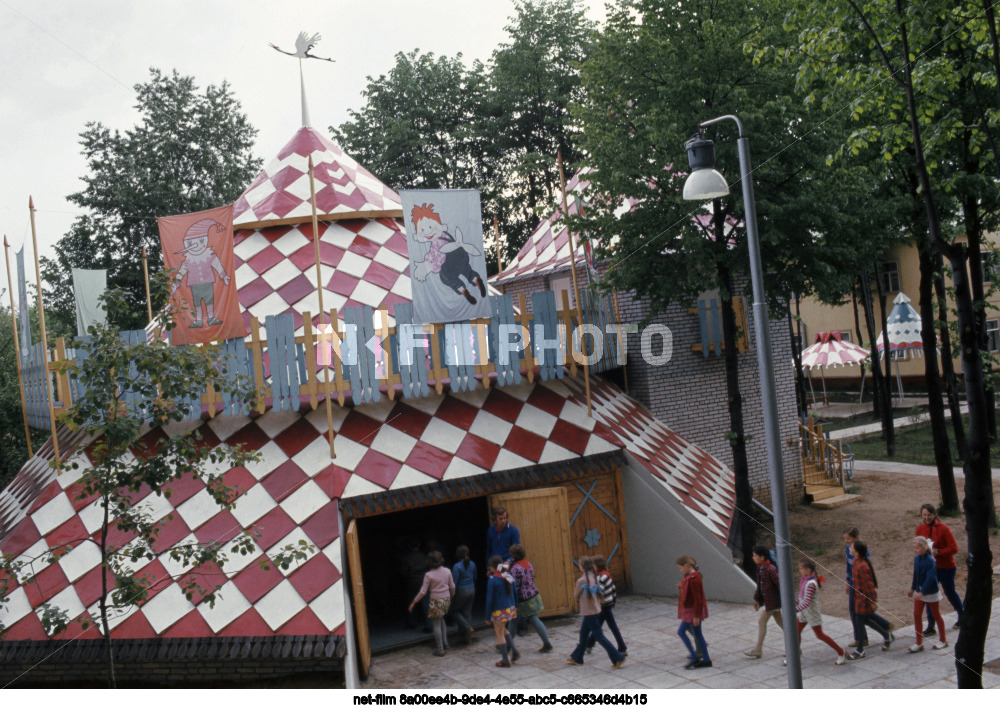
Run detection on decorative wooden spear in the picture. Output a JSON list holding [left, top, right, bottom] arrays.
[[28, 197, 59, 465], [557, 153, 592, 416], [309, 157, 336, 458]]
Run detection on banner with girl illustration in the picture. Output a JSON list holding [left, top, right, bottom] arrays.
[[157, 204, 245, 345]]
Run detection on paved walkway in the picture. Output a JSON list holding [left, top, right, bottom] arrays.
[[362, 594, 1000, 690]]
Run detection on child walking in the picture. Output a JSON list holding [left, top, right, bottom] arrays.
[[568, 556, 626, 669], [509, 544, 554, 653], [585, 554, 627, 657], [843, 526, 892, 648], [408, 550, 455, 656], [848, 541, 891, 660], [485, 555, 520, 667], [795, 559, 846, 665], [744, 546, 784, 659], [451, 545, 476, 644], [676, 555, 711, 669], [908, 536, 948, 652]]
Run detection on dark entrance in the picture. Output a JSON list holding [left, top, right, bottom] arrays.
[[354, 495, 491, 651]]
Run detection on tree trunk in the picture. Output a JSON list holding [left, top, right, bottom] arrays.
[[852, 286, 868, 406], [860, 272, 893, 448], [788, 303, 807, 418], [932, 251, 967, 460], [718, 262, 756, 579], [895, 4, 993, 684], [872, 265, 897, 455], [962, 195, 998, 444], [918, 247, 960, 512], [943, 244, 994, 689], [99, 494, 117, 689]]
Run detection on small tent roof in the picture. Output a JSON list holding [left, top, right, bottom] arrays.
[[234, 127, 403, 227]]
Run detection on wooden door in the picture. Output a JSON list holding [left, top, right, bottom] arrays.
[[345, 519, 370, 679], [564, 470, 630, 587], [490, 487, 575, 616]]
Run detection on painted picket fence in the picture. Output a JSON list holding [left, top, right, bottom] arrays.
[[24, 290, 625, 429]]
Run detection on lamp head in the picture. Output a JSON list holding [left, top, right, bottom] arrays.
[[682, 135, 730, 201]]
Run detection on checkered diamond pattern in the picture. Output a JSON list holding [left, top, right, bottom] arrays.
[[0, 371, 736, 643], [233, 127, 402, 225]]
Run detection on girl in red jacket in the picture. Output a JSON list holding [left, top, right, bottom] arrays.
[[676, 555, 711, 669]]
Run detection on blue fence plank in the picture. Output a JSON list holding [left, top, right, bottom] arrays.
[[489, 294, 521, 388], [444, 322, 477, 393], [709, 298, 721, 356], [697, 299, 710, 359], [220, 337, 254, 417], [394, 303, 429, 399], [531, 291, 561, 381]]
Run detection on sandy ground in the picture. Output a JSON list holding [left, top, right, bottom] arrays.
[[759, 470, 1000, 634]]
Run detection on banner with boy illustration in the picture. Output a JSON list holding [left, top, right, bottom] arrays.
[[157, 204, 245, 345], [400, 189, 491, 324]]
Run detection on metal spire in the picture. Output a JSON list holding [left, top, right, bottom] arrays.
[[269, 32, 335, 128]]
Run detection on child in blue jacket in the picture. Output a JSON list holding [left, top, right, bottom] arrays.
[[485, 555, 520, 667], [908, 536, 947, 652]]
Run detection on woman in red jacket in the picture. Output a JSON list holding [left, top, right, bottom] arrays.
[[676, 555, 711, 669]]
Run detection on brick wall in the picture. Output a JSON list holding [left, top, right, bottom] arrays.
[[498, 265, 803, 508]]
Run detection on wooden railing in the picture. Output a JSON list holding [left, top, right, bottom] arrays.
[[798, 417, 847, 490], [24, 290, 626, 430]]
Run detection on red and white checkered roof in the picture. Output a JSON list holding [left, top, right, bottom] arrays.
[[494, 168, 597, 285], [233, 127, 402, 225], [0, 373, 736, 643], [233, 217, 412, 332]]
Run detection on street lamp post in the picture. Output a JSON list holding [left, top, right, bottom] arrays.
[[682, 115, 802, 689]]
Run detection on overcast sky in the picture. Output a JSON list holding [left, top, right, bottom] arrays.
[[0, 0, 607, 271]]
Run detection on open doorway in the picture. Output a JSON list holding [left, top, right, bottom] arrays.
[[353, 495, 491, 652]]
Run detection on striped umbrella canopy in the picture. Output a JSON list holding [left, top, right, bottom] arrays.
[[799, 331, 870, 369], [876, 292, 925, 357]]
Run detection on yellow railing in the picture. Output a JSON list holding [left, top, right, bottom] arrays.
[[798, 418, 846, 490]]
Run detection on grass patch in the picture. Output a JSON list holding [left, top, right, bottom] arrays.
[[848, 413, 1000, 466]]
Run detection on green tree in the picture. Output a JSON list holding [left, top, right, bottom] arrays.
[[573, 0, 881, 575], [0, 278, 310, 688], [0, 306, 36, 489], [331, 1, 596, 268], [787, 0, 996, 686], [489, 0, 596, 261], [43, 69, 262, 333]]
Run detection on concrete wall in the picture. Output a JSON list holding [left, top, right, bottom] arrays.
[[621, 461, 755, 603]]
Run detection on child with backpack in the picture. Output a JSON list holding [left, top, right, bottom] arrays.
[[567, 556, 626, 669], [585, 554, 627, 657]]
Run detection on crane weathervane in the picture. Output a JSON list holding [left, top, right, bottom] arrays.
[[269, 32, 335, 63]]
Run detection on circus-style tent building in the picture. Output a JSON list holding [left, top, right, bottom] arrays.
[[0, 126, 753, 687]]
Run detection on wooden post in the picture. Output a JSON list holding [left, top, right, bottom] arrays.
[[4, 236, 33, 457], [557, 154, 591, 416], [248, 316, 266, 414], [142, 247, 153, 325], [611, 290, 629, 394], [28, 198, 59, 465], [308, 157, 336, 458], [515, 293, 535, 383], [494, 215, 504, 294]]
